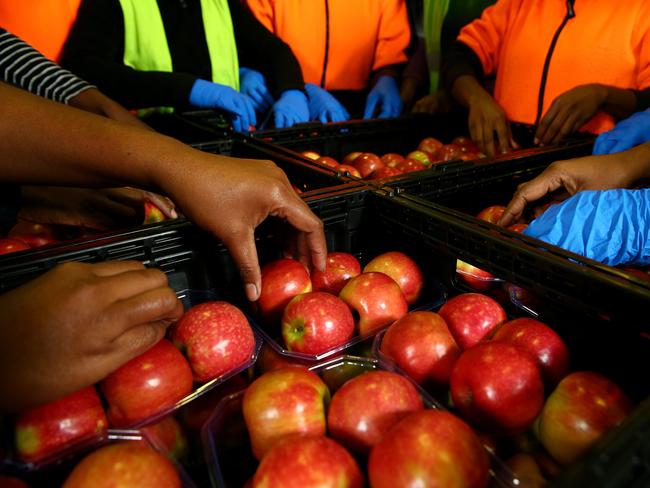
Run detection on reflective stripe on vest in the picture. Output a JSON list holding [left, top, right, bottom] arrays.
[[119, 0, 239, 90]]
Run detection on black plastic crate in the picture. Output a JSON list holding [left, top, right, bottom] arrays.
[[144, 112, 231, 150]]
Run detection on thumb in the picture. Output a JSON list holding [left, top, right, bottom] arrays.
[[222, 226, 261, 302]]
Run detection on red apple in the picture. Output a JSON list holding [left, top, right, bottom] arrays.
[[450, 341, 545, 434], [315, 156, 340, 170], [363, 251, 424, 305], [9, 221, 58, 248], [380, 153, 405, 167], [281, 291, 354, 355], [352, 152, 385, 178], [242, 367, 329, 460], [491, 318, 570, 388], [452, 136, 480, 153], [143, 201, 166, 224], [477, 205, 506, 224], [328, 370, 423, 454], [172, 301, 255, 382], [537, 371, 633, 465], [311, 252, 361, 295], [459, 152, 480, 161], [337, 164, 362, 178], [380, 311, 460, 385], [406, 150, 432, 166], [62, 442, 180, 488], [395, 157, 427, 173], [437, 143, 463, 161], [301, 151, 320, 161], [339, 272, 408, 335], [141, 416, 187, 461], [256, 343, 308, 374], [258, 258, 312, 324], [252, 435, 363, 488], [0, 238, 30, 255], [456, 259, 497, 292], [418, 137, 444, 155], [505, 453, 546, 488], [101, 339, 193, 427], [15, 387, 108, 462], [369, 166, 403, 179], [439, 293, 506, 349], [368, 410, 489, 488], [508, 223, 529, 233], [342, 151, 362, 165]]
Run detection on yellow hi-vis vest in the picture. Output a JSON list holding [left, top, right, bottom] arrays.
[[119, 0, 239, 92]]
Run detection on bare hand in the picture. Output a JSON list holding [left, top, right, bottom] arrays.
[[158, 156, 327, 302], [19, 186, 176, 230], [467, 93, 517, 157], [0, 261, 183, 412], [535, 84, 606, 146], [412, 91, 452, 115], [68, 88, 150, 130]]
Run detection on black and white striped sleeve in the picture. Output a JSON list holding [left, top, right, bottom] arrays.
[[0, 28, 94, 104]]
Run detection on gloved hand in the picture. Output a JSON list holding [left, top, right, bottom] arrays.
[[523, 189, 650, 266], [189, 79, 256, 132], [304, 83, 349, 123], [363, 76, 403, 119], [593, 109, 650, 155], [239, 67, 274, 113], [272, 89, 309, 128]]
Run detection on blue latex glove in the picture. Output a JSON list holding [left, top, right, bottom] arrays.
[[593, 109, 650, 155], [239, 67, 274, 113], [189, 79, 256, 132], [363, 75, 403, 119], [304, 83, 350, 123], [523, 189, 650, 266], [272, 89, 309, 128]]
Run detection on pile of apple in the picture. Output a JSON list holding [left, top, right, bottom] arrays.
[[300, 135, 486, 181], [11, 300, 255, 466], [256, 250, 424, 357], [239, 363, 491, 487], [0, 202, 168, 256], [377, 293, 633, 485]]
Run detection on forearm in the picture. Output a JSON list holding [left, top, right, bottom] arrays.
[[451, 74, 491, 108], [616, 142, 650, 182], [600, 85, 638, 120]]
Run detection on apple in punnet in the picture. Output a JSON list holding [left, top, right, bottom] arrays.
[[364, 251, 424, 305], [418, 137, 444, 156], [380, 153, 405, 168], [301, 150, 321, 161], [0, 476, 29, 488], [380, 311, 460, 386], [252, 435, 363, 488], [438, 143, 463, 161], [352, 152, 385, 178], [396, 157, 427, 173], [172, 301, 255, 382], [315, 156, 340, 170], [243, 367, 329, 460], [507, 223, 529, 233], [477, 205, 506, 224], [491, 318, 570, 388], [311, 252, 361, 295], [281, 291, 354, 355], [339, 272, 408, 335], [141, 416, 188, 461], [256, 343, 307, 373], [328, 370, 423, 454], [456, 259, 496, 292], [337, 164, 362, 178], [438, 293, 506, 349], [368, 410, 489, 488], [101, 339, 193, 427], [342, 151, 362, 165], [370, 166, 403, 179], [505, 453, 546, 488], [62, 442, 181, 488], [9, 221, 58, 248], [15, 386, 108, 462], [537, 371, 633, 465], [450, 341, 544, 435], [406, 150, 432, 166], [452, 136, 479, 153], [143, 201, 166, 224], [0, 238, 30, 255], [258, 258, 311, 324]]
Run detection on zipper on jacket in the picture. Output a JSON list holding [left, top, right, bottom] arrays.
[[320, 0, 330, 88], [535, 0, 575, 125]]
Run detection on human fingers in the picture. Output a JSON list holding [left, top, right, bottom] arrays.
[[95, 266, 170, 302], [499, 171, 565, 227], [220, 224, 261, 302], [90, 260, 146, 277], [363, 93, 379, 119]]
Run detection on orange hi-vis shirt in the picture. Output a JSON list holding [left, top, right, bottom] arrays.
[[458, 0, 650, 134], [245, 0, 410, 91], [0, 0, 82, 62]]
